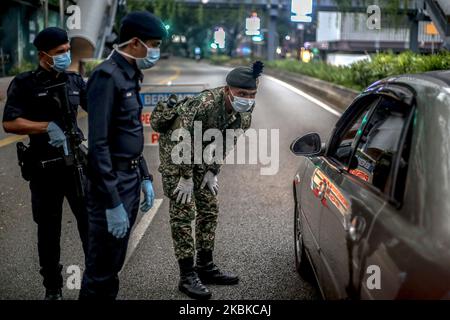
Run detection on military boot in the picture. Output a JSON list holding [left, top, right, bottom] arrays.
[[178, 257, 212, 300], [196, 250, 239, 285]]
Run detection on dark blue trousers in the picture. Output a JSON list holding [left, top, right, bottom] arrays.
[[30, 167, 88, 291], [79, 169, 141, 299]]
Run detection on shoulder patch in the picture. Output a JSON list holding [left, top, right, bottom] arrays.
[[197, 90, 215, 103]]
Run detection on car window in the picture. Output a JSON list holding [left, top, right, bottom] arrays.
[[392, 111, 414, 204], [348, 97, 413, 194], [330, 98, 379, 167]]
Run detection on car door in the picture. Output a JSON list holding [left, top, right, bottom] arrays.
[[309, 94, 384, 299], [352, 86, 450, 299], [298, 156, 325, 274], [321, 88, 416, 300]]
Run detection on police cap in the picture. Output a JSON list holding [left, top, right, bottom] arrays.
[[119, 11, 168, 43], [33, 27, 69, 52]]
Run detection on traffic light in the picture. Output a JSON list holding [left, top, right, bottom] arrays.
[[252, 35, 264, 42], [291, 0, 313, 23]]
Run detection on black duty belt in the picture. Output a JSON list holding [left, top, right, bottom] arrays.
[[112, 155, 142, 171]]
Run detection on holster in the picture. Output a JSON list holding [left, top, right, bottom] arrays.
[[16, 142, 34, 181]]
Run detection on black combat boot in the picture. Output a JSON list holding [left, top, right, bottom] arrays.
[[178, 257, 212, 300], [196, 250, 239, 285], [44, 288, 63, 300]]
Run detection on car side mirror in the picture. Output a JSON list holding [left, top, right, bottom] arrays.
[[290, 133, 324, 156]]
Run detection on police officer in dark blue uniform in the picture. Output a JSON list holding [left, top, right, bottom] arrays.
[[2, 27, 88, 300], [79, 11, 166, 299]]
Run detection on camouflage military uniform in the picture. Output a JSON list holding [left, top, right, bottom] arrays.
[[151, 87, 252, 260]]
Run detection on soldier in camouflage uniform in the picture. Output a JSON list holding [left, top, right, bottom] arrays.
[[151, 61, 263, 300]]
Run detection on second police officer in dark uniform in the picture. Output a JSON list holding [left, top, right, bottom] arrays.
[[79, 11, 166, 299], [2, 27, 88, 300]]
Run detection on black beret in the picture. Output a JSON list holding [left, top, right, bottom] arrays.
[[226, 61, 264, 90], [33, 27, 69, 52], [120, 11, 168, 42]]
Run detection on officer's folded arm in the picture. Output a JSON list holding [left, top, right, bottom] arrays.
[[3, 117, 49, 135]]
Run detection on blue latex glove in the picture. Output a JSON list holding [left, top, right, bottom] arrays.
[[47, 121, 68, 155], [105, 203, 130, 239], [140, 179, 155, 213]]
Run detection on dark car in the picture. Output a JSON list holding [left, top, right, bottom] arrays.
[[291, 71, 450, 300]]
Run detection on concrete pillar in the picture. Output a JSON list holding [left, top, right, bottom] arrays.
[[409, 17, 419, 53], [267, 4, 278, 61]]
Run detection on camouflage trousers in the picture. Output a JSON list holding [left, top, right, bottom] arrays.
[[162, 167, 219, 261]]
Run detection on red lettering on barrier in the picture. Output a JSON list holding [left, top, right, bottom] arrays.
[[151, 133, 160, 144]]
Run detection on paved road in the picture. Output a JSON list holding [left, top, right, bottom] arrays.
[[0, 58, 339, 300]]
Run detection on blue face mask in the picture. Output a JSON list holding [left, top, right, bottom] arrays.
[[45, 51, 71, 72], [229, 90, 255, 113], [136, 40, 160, 70], [115, 39, 160, 70]]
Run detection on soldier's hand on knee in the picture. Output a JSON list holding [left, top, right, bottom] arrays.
[[173, 176, 194, 204], [105, 204, 130, 239], [201, 171, 219, 196]]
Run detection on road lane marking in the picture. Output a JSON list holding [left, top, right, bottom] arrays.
[[0, 134, 26, 148], [158, 65, 181, 85], [264, 75, 342, 117], [120, 198, 163, 271]]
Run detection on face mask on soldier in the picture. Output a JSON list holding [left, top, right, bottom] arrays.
[[228, 90, 255, 113]]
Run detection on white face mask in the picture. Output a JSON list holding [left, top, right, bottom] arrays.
[[114, 39, 160, 69], [229, 90, 255, 113]]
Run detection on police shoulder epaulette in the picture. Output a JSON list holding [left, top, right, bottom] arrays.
[[66, 70, 80, 76], [100, 59, 118, 75], [15, 70, 34, 81], [65, 71, 83, 80]]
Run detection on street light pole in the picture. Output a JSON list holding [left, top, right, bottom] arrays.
[[267, 0, 279, 61], [43, 0, 49, 28], [59, 0, 65, 28]]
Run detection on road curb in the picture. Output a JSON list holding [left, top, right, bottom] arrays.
[[264, 67, 358, 112]]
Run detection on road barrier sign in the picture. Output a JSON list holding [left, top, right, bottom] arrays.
[[139, 83, 208, 145]]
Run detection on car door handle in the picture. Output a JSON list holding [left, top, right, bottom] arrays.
[[317, 180, 327, 199], [348, 215, 367, 242]]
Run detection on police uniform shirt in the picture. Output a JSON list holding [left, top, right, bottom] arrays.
[[3, 66, 87, 159], [87, 50, 145, 208]]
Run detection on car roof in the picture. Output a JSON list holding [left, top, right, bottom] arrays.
[[392, 70, 450, 87], [417, 70, 450, 86]]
